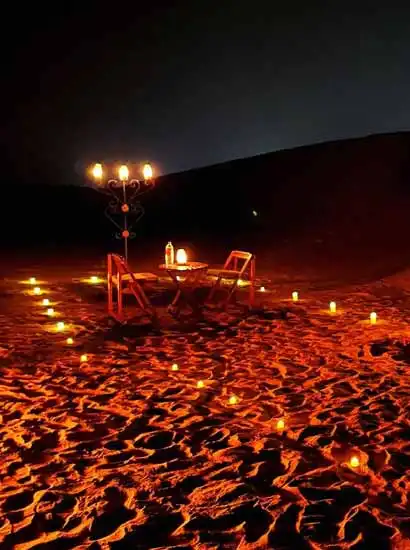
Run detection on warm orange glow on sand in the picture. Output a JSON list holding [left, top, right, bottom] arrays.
[[3, 265, 410, 548]]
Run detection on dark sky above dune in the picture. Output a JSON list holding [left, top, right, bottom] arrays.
[[5, 1, 410, 184]]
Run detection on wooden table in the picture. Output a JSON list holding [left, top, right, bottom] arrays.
[[159, 262, 208, 316]]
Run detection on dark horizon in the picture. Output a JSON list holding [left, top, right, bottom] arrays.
[[5, 1, 410, 185]]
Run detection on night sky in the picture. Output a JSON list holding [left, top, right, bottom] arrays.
[[5, 1, 410, 184]]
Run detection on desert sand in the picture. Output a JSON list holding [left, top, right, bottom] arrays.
[[1, 259, 410, 550]]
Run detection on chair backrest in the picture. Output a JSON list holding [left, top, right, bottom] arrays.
[[108, 253, 130, 275], [223, 250, 253, 275]]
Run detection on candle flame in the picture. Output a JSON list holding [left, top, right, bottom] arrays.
[[176, 248, 187, 264], [292, 291, 299, 302]]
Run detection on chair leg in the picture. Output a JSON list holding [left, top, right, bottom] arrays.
[[249, 257, 256, 307], [107, 254, 113, 316]]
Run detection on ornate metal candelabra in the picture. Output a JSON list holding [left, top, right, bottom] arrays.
[[89, 162, 154, 261]]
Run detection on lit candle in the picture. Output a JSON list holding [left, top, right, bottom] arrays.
[[349, 455, 360, 468], [260, 286, 266, 292], [176, 248, 187, 264], [228, 394, 238, 405], [90, 276, 99, 284], [171, 363, 179, 371], [197, 380, 204, 389], [370, 311, 377, 324], [80, 354, 88, 363], [42, 298, 50, 306], [56, 322, 65, 331], [29, 277, 36, 285], [292, 291, 299, 302], [33, 287, 41, 295], [276, 419, 285, 431], [329, 301, 337, 313], [46, 308, 54, 317], [66, 337, 74, 345]]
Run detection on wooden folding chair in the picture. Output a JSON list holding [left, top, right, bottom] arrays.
[[207, 250, 256, 308], [107, 253, 157, 323]]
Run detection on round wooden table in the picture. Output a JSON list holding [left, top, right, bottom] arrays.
[[159, 262, 208, 316]]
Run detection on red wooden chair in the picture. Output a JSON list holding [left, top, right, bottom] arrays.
[[107, 253, 157, 323], [207, 250, 256, 308]]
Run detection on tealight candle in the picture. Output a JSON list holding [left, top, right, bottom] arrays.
[[33, 287, 41, 295], [276, 419, 285, 431], [56, 322, 65, 331], [349, 455, 360, 468], [42, 298, 50, 306], [260, 286, 266, 292], [66, 337, 74, 345], [329, 301, 337, 313], [292, 291, 299, 302], [80, 354, 88, 363], [46, 308, 54, 317], [29, 277, 37, 285], [197, 380, 204, 389], [370, 311, 377, 324], [171, 363, 179, 371], [90, 276, 99, 284], [228, 395, 238, 405]]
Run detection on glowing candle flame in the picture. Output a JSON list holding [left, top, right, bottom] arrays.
[[90, 276, 99, 284], [92, 163, 103, 180], [47, 308, 54, 317], [142, 162, 153, 180], [176, 248, 187, 264], [276, 419, 285, 431], [228, 394, 238, 405], [171, 363, 179, 371], [80, 354, 88, 363], [29, 277, 36, 285], [370, 311, 377, 324], [118, 164, 129, 181], [33, 287, 41, 295], [349, 455, 360, 468], [329, 301, 337, 313], [66, 337, 74, 345], [42, 298, 50, 306], [260, 286, 266, 292], [56, 322, 65, 331], [197, 380, 204, 389], [292, 291, 299, 302]]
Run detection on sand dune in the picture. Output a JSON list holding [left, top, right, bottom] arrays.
[[1, 267, 410, 549]]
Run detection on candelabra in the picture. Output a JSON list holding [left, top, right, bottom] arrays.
[[89, 162, 154, 261]]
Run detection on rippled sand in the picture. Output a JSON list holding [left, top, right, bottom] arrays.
[[1, 269, 410, 549]]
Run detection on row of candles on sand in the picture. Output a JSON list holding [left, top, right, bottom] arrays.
[[258, 288, 379, 323], [25, 276, 100, 347]]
